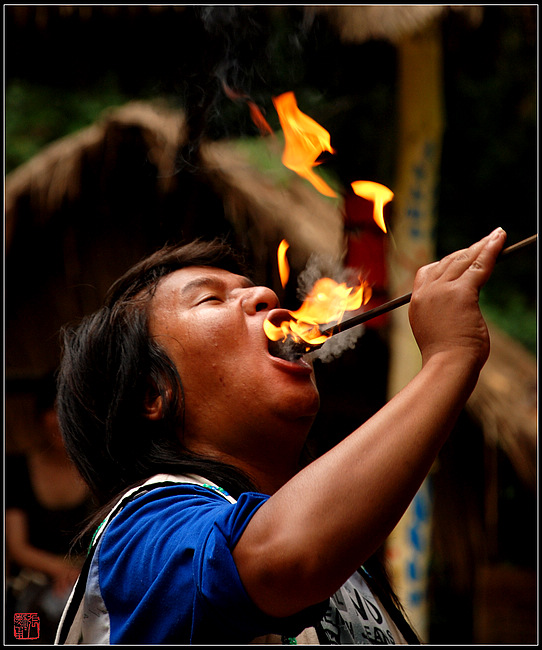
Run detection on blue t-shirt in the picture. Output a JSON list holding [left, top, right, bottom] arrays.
[[80, 480, 326, 644], [63, 476, 413, 645]]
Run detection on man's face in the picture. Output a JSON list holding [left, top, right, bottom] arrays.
[[147, 266, 320, 463]]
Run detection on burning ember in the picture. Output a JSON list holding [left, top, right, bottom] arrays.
[[222, 82, 274, 137], [350, 181, 393, 233], [277, 238, 290, 288], [272, 91, 337, 198], [264, 239, 373, 354]]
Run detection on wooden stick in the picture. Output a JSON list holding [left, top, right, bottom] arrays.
[[270, 234, 537, 359], [319, 233, 537, 338], [497, 233, 538, 259]]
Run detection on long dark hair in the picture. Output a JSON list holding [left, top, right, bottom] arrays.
[[57, 238, 258, 512]]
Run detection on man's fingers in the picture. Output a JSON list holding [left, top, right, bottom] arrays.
[[463, 227, 507, 288], [431, 228, 507, 282]]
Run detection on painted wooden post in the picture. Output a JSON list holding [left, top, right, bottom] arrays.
[[385, 21, 444, 643]]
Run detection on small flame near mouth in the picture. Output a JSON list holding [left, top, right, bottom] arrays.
[[265, 240, 372, 356]]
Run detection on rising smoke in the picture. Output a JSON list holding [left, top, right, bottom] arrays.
[[306, 325, 365, 364], [295, 252, 366, 364], [181, 7, 313, 150]]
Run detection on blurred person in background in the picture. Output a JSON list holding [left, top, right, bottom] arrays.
[[5, 373, 93, 643]]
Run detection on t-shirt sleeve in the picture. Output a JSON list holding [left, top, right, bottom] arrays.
[[98, 484, 326, 644], [193, 491, 327, 642]]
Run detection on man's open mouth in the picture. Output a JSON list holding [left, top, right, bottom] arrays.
[[268, 337, 308, 362]]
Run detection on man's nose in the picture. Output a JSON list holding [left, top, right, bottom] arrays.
[[240, 286, 279, 315]]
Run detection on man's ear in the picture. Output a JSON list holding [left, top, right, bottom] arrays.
[[142, 384, 165, 421]]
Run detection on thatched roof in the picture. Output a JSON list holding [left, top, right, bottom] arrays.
[[5, 101, 344, 261], [311, 5, 483, 43], [466, 323, 538, 492], [7, 5, 483, 44], [5, 101, 344, 382], [5, 101, 183, 249]]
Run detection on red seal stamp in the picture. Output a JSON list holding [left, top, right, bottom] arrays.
[[14, 613, 40, 640]]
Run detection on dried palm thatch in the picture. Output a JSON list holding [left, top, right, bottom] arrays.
[[428, 323, 537, 631], [7, 5, 483, 44], [312, 5, 483, 44], [5, 101, 183, 249], [5, 100, 344, 386], [5, 99, 344, 270], [466, 323, 537, 492]]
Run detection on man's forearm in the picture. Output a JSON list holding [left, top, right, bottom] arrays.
[[234, 353, 479, 617]]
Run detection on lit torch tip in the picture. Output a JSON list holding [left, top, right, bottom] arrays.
[[267, 233, 537, 361]]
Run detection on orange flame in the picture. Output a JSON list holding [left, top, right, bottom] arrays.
[[273, 91, 337, 198], [264, 94, 390, 348], [264, 240, 372, 348], [351, 181, 393, 233], [277, 239, 290, 288]]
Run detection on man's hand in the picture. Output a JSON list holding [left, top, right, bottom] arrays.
[[409, 227, 507, 371]]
